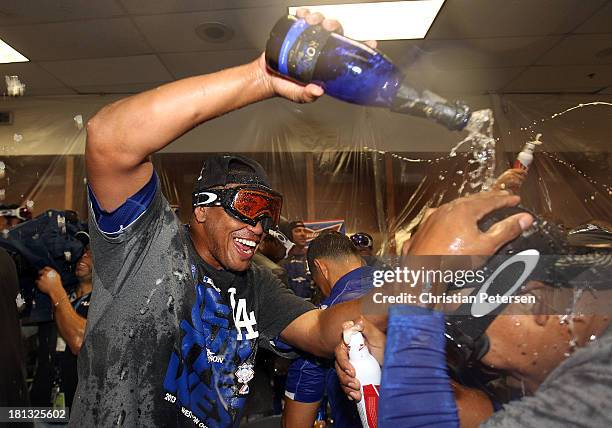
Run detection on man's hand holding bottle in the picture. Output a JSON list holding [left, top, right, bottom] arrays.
[[257, 8, 377, 104]]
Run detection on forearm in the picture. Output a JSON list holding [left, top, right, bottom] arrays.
[[49, 288, 87, 355], [378, 305, 459, 428], [316, 298, 387, 357]]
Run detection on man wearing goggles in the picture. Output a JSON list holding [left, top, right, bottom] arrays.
[[75, 9, 532, 428]]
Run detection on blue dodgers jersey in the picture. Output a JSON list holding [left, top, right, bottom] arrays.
[[163, 270, 259, 428], [285, 265, 376, 428]]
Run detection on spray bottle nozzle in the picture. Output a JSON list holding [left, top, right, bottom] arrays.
[[530, 133, 543, 145], [524, 134, 544, 152]]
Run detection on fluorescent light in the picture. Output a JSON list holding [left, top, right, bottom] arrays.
[[0, 38, 29, 64], [289, 0, 444, 41]]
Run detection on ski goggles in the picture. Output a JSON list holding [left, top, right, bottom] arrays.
[[193, 185, 282, 232]]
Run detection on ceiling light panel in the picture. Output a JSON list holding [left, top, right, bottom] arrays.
[[288, 0, 445, 41]]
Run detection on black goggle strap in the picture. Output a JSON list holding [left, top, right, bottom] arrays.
[[445, 314, 493, 363]]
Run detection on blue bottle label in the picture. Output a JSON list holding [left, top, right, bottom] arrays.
[[279, 21, 331, 83]]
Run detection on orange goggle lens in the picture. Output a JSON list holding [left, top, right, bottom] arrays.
[[232, 189, 282, 227]]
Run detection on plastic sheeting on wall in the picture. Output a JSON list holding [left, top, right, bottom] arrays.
[[1, 93, 610, 255]]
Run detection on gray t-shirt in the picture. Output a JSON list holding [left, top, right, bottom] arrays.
[[70, 181, 313, 427], [483, 326, 612, 427]]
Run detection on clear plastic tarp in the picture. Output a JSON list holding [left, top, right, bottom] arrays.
[[1, 92, 609, 254]]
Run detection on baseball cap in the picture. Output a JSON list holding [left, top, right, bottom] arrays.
[[280, 220, 305, 239], [192, 154, 272, 198]]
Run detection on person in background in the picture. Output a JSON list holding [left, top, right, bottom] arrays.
[[253, 233, 288, 286], [33, 231, 92, 410], [280, 220, 315, 299], [0, 248, 32, 428], [350, 232, 391, 270], [283, 232, 375, 428]]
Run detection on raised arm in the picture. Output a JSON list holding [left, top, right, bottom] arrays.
[[86, 9, 335, 212]]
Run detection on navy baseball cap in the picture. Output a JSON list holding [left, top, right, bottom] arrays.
[[192, 154, 272, 204]]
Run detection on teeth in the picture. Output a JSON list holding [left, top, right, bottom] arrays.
[[235, 237, 257, 248]]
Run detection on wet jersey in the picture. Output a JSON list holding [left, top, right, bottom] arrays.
[[71, 173, 313, 427]]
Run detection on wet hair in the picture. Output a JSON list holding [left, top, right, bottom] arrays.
[[307, 231, 361, 274]]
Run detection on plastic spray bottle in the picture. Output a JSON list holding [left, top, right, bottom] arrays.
[[513, 133, 543, 170], [348, 331, 381, 428]]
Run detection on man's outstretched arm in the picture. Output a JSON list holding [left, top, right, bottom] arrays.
[[86, 10, 334, 212]]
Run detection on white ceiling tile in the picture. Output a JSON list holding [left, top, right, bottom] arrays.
[[403, 65, 524, 95], [417, 36, 560, 69], [574, 1, 612, 33], [161, 50, 260, 79], [0, 18, 152, 61], [20, 86, 78, 96], [0, 0, 124, 25], [0, 62, 68, 90], [428, 0, 607, 39], [119, 0, 213, 15], [503, 64, 612, 92], [537, 34, 612, 65], [209, 0, 287, 10], [120, 0, 285, 14], [72, 82, 167, 95], [374, 40, 425, 68], [39, 55, 173, 86], [133, 7, 285, 53]]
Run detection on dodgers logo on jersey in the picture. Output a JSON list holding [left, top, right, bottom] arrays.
[[162, 278, 258, 427], [228, 287, 258, 341]]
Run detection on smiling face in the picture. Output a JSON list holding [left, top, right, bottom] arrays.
[[76, 248, 92, 281], [192, 205, 263, 272]]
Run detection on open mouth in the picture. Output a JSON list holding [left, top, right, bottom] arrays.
[[233, 237, 258, 260]]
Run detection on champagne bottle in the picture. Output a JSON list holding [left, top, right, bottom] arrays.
[[265, 15, 471, 131]]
